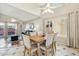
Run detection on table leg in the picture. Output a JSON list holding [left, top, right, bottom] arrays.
[[37, 43, 40, 56]]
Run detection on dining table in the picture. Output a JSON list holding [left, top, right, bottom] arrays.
[[29, 35, 45, 56]]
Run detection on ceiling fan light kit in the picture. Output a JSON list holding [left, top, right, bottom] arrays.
[[41, 3, 54, 14]]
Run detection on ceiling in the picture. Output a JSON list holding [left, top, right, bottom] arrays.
[[0, 3, 65, 22], [8, 3, 63, 16]]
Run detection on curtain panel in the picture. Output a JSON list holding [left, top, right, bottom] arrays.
[[67, 11, 79, 48]]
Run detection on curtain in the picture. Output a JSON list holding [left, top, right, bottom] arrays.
[[67, 11, 79, 48]]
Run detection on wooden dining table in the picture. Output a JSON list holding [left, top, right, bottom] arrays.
[[29, 35, 44, 43], [29, 35, 45, 55]]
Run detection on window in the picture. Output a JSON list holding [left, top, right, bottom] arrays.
[[0, 22, 18, 48], [7, 23, 17, 36], [0, 23, 5, 48], [0, 23, 5, 37]]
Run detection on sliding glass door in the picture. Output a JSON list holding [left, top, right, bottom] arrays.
[[0, 22, 6, 48], [0, 22, 18, 48], [7, 23, 17, 43]]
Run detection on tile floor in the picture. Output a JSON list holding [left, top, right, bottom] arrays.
[[0, 41, 79, 56], [55, 43, 79, 56]]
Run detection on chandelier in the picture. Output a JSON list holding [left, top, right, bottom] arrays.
[[41, 3, 54, 14]]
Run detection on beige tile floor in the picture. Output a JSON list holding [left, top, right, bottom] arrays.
[[55, 43, 79, 56], [0, 37, 79, 56], [0, 42, 79, 56]]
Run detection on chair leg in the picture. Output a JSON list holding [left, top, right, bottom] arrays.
[[45, 48, 48, 56], [51, 44, 54, 56], [23, 47, 26, 56], [35, 50, 38, 56], [28, 48, 31, 56], [53, 42, 56, 55], [54, 42, 56, 52]]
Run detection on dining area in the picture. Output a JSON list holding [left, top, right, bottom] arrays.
[[0, 3, 79, 56], [21, 30, 57, 56]]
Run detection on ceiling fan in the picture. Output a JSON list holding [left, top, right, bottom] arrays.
[[40, 3, 54, 14]]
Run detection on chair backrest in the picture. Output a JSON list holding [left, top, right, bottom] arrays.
[[53, 33, 57, 42], [45, 33, 54, 47], [37, 31, 43, 35], [22, 34, 31, 48], [30, 32, 36, 36]]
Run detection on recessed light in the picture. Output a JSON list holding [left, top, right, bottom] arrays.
[[11, 18, 17, 22]]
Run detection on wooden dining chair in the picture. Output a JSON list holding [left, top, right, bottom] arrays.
[[37, 31, 43, 35], [22, 34, 37, 56], [30, 32, 36, 36], [40, 33, 55, 56], [52, 33, 57, 55]]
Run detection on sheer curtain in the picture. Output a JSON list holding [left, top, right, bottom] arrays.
[[67, 11, 79, 48]]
